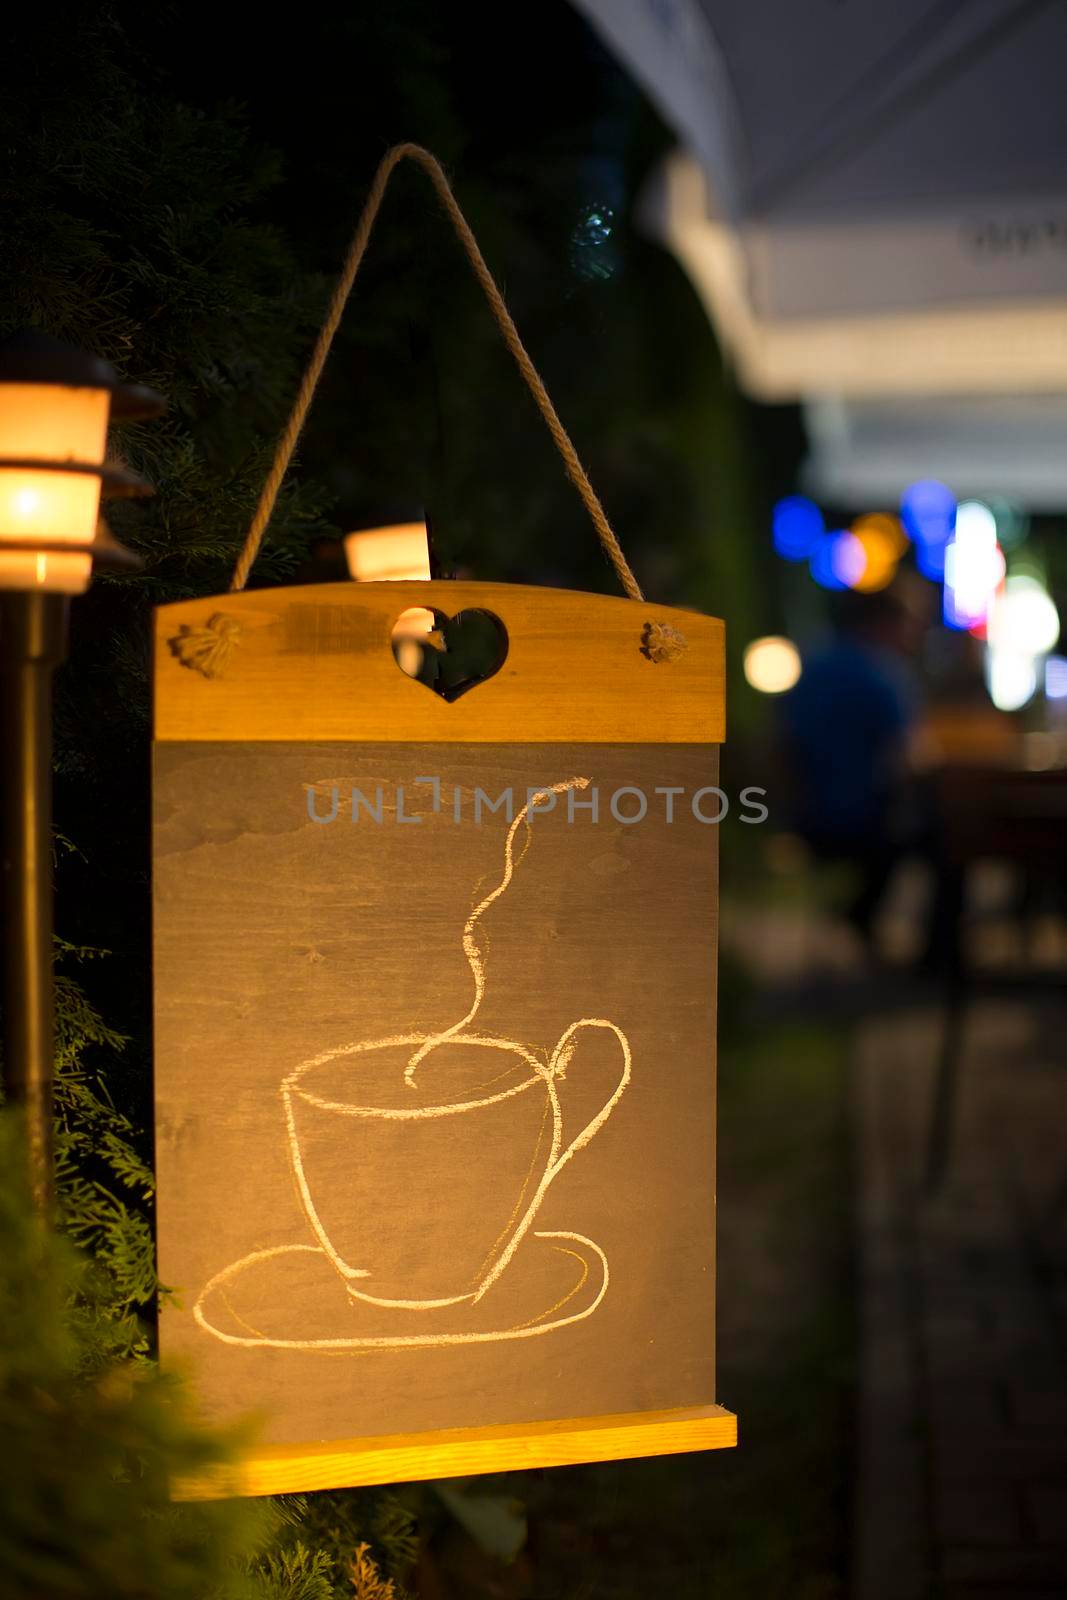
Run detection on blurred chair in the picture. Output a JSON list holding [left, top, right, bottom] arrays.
[[925, 764, 1067, 1190]]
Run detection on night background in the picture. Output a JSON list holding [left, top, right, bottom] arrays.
[[1, 1, 1065, 1596]]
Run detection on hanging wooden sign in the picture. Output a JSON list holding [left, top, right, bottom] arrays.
[[153, 578, 734, 1497]]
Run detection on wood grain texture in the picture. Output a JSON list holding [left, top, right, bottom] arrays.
[[155, 744, 719, 1453], [154, 583, 732, 1494], [175, 1403, 737, 1499], [154, 582, 725, 744]]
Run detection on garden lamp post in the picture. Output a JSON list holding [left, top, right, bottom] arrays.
[[0, 330, 163, 1213]]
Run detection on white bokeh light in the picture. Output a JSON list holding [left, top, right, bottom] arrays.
[[987, 575, 1060, 656], [743, 635, 801, 695], [944, 500, 1004, 630], [986, 650, 1038, 712]]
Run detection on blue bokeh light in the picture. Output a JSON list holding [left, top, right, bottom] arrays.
[[900, 480, 956, 550], [916, 538, 949, 581], [1045, 655, 1067, 700], [773, 495, 825, 561], [942, 572, 969, 630], [810, 532, 849, 591]]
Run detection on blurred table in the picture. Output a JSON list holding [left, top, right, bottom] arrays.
[[925, 754, 1067, 1190], [935, 761, 1067, 872]]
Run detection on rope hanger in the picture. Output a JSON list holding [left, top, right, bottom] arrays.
[[229, 142, 645, 604], [203, 143, 691, 671]]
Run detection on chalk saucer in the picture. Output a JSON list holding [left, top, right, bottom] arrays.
[[193, 1229, 607, 1351]]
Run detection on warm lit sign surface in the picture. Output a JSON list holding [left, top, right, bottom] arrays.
[[152, 581, 735, 1495]]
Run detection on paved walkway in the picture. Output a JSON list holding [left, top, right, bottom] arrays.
[[725, 873, 1067, 1597], [853, 995, 1067, 1599]]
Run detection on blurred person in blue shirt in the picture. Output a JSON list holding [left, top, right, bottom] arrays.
[[779, 582, 958, 963]]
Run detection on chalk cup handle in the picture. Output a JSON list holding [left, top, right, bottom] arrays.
[[545, 1018, 632, 1185]]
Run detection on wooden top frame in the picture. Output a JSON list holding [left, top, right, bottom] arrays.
[[154, 582, 725, 744]]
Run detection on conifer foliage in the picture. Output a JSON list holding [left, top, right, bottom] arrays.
[[1, 4, 419, 1593]]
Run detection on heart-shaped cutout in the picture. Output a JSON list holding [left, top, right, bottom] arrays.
[[392, 607, 508, 702]]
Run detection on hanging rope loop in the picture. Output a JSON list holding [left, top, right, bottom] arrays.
[[229, 143, 644, 603]]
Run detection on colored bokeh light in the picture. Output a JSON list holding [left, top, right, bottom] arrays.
[[810, 531, 847, 590], [985, 575, 1060, 715], [986, 651, 1037, 712], [854, 511, 909, 557], [773, 495, 825, 561], [988, 575, 1060, 656], [743, 635, 802, 694], [900, 479, 956, 550], [943, 501, 1004, 631], [916, 540, 949, 581], [830, 530, 866, 589], [1045, 655, 1067, 699], [850, 513, 906, 592], [987, 497, 1029, 551]]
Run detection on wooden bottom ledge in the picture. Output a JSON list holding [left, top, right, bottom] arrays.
[[175, 1402, 738, 1500]]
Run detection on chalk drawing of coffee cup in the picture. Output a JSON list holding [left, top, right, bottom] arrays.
[[282, 1017, 629, 1309], [196, 778, 631, 1348], [281, 777, 630, 1309]]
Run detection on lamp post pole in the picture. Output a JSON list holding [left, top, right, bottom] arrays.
[[0, 329, 163, 1215], [0, 591, 67, 1213]]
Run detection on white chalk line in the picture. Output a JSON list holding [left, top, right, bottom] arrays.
[[198, 773, 632, 1342], [192, 1230, 608, 1350]]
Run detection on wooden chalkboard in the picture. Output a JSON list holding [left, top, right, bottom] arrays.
[[153, 582, 735, 1495]]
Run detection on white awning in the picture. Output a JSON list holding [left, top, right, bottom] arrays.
[[572, 0, 1067, 400], [802, 394, 1067, 511]]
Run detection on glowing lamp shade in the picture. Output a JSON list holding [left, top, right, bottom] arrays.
[[0, 329, 163, 593], [743, 635, 801, 694], [0, 384, 110, 593], [344, 523, 431, 583]]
